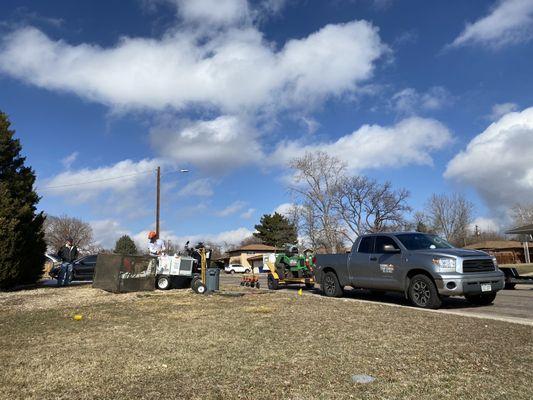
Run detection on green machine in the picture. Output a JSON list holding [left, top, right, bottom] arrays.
[[267, 245, 316, 290]]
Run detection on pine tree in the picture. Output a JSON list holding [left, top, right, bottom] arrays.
[[253, 212, 298, 248], [0, 111, 47, 289], [114, 235, 138, 255]]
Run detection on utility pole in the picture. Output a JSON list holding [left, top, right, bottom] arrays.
[[156, 166, 161, 236], [155, 167, 189, 238]]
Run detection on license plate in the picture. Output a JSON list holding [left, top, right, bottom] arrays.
[[481, 283, 492, 292]]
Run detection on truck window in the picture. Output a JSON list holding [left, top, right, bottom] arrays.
[[375, 236, 400, 253], [358, 237, 374, 253]]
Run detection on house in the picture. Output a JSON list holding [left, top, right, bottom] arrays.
[[220, 244, 282, 272], [464, 241, 529, 264]]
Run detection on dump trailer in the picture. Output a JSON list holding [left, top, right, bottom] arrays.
[[266, 246, 316, 290], [499, 265, 533, 289]]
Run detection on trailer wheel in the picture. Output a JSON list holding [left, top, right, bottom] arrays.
[[322, 271, 343, 297], [192, 279, 207, 294], [408, 274, 441, 309], [256, 282, 260, 289], [267, 275, 279, 290], [504, 282, 516, 290], [465, 293, 496, 306], [156, 275, 171, 290]]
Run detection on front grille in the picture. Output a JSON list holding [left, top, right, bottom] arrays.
[[462, 259, 495, 273]]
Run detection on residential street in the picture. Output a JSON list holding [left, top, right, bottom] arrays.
[[220, 273, 533, 325]]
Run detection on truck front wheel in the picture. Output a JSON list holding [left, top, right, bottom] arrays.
[[322, 271, 343, 298], [465, 293, 496, 306], [408, 274, 441, 309]]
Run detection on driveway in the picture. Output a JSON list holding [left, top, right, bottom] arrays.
[[219, 272, 533, 325]]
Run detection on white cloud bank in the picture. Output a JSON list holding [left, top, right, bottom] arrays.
[[273, 117, 453, 171], [150, 115, 262, 172], [0, 20, 386, 114], [450, 0, 533, 49], [445, 106, 533, 212]]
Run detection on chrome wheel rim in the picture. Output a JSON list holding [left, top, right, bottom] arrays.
[[158, 278, 169, 289], [412, 281, 430, 306], [324, 275, 336, 295]]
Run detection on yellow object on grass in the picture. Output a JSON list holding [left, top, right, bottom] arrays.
[[73, 315, 83, 321], [298, 288, 303, 296]]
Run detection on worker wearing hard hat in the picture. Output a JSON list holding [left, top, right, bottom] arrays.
[[148, 231, 166, 256]]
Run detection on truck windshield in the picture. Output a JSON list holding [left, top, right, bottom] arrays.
[[395, 233, 454, 250]]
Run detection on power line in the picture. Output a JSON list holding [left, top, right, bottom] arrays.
[[40, 167, 189, 190]]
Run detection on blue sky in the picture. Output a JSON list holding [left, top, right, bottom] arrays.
[[1, 0, 533, 248]]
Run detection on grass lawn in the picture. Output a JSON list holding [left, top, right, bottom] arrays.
[[0, 285, 532, 400]]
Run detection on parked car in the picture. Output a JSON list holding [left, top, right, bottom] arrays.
[[314, 232, 505, 309], [49, 254, 98, 281], [225, 264, 251, 274]]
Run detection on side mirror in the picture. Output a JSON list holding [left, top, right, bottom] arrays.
[[383, 245, 400, 253]]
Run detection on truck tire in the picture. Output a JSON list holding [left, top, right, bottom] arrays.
[[465, 293, 496, 306], [322, 271, 343, 298], [408, 274, 442, 309], [156, 275, 171, 290], [267, 274, 279, 290]]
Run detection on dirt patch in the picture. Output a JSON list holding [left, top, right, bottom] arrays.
[[1, 286, 532, 400]]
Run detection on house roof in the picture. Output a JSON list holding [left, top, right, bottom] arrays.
[[506, 224, 533, 235], [229, 244, 280, 252], [464, 240, 524, 250]]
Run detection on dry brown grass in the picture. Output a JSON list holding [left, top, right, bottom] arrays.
[[1, 284, 532, 400]]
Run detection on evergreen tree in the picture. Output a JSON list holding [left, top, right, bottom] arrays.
[[0, 111, 47, 288], [114, 235, 138, 255], [253, 212, 298, 248]]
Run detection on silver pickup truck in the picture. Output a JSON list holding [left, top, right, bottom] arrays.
[[314, 232, 505, 309]]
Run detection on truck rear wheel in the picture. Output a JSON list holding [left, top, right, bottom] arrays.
[[408, 274, 441, 309], [322, 271, 343, 298], [465, 293, 496, 306]]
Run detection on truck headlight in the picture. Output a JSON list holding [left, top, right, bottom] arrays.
[[432, 257, 456, 273], [491, 256, 499, 269]]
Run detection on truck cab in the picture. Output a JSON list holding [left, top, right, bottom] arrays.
[[315, 232, 505, 309]]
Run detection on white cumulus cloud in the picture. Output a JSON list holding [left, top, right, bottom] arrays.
[[273, 117, 453, 172], [450, 0, 533, 49], [445, 106, 533, 213], [0, 20, 386, 114], [150, 115, 262, 172]]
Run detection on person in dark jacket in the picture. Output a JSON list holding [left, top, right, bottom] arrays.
[[56, 238, 79, 286]]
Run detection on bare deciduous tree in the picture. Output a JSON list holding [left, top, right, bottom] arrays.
[[289, 152, 345, 253], [289, 152, 412, 250], [425, 193, 474, 246], [334, 176, 411, 242], [510, 203, 533, 226], [44, 215, 94, 252]]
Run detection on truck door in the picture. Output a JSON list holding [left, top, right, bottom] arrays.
[[348, 236, 375, 288], [371, 236, 403, 290]]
